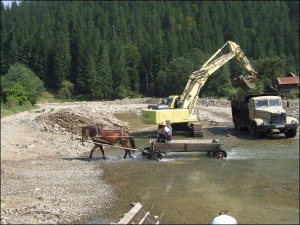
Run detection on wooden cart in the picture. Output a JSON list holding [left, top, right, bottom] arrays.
[[142, 139, 227, 160]]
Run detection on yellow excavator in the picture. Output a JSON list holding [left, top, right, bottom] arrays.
[[141, 41, 257, 137]]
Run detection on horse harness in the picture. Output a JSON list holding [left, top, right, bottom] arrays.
[[90, 127, 127, 146]]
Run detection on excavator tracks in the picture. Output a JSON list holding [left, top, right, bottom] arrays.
[[191, 123, 203, 137]]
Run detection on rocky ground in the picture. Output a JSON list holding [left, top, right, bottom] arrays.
[[1, 97, 298, 224]]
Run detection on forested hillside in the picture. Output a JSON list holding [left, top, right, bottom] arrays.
[[1, 1, 299, 101]]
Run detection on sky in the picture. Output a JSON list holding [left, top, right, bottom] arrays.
[[2, 0, 20, 8], [2, 1, 12, 7]]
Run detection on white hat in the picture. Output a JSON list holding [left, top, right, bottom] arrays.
[[161, 121, 166, 126]]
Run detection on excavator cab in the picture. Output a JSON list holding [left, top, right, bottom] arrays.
[[235, 74, 257, 90]]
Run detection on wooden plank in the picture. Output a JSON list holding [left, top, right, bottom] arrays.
[[138, 211, 150, 224], [140, 191, 151, 201], [117, 202, 143, 224], [153, 141, 220, 152], [164, 139, 219, 144], [156, 209, 165, 224]]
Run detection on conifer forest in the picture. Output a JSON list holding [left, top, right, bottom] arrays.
[[1, 1, 299, 102]]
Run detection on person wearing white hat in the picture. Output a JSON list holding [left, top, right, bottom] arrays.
[[210, 210, 237, 224]]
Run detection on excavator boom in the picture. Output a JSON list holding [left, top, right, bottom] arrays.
[[141, 40, 258, 137], [178, 41, 257, 113], [227, 41, 257, 89]]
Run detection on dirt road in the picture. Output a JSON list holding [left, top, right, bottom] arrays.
[[1, 98, 298, 224]]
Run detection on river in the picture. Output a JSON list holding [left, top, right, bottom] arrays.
[[87, 113, 299, 224]]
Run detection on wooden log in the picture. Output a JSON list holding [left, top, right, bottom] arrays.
[[138, 211, 150, 224], [117, 202, 142, 224]]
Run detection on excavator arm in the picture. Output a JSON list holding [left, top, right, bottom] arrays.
[[177, 41, 257, 114]]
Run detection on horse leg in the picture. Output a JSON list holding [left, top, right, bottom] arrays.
[[128, 137, 135, 159], [100, 145, 106, 160], [88, 145, 98, 162], [124, 149, 133, 159], [128, 149, 133, 158], [123, 149, 127, 159]]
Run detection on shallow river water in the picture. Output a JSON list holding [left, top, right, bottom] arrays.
[[88, 113, 299, 224]]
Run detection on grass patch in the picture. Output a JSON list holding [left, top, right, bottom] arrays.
[[1, 104, 39, 118], [38, 89, 62, 103], [63, 94, 93, 102], [1, 89, 95, 118], [39, 89, 93, 102]]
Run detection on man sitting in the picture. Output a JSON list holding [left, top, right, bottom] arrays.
[[157, 121, 171, 143]]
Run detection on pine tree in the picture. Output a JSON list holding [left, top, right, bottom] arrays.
[[97, 42, 113, 99]]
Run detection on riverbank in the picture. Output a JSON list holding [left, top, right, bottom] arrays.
[[1, 98, 298, 224]]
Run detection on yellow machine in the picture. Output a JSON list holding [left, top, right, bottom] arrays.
[[141, 41, 257, 136]]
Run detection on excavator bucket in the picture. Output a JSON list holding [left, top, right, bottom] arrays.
[[235, 74, 256, 90]]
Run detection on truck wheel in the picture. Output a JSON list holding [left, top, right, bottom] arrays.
[[250, 123, 264, 138], [151, 151, 162, 160], [285, 129, 297, 138], [234, 117, 238, 130], [237, 117, 242, 131], [213, 149, 227, 159]]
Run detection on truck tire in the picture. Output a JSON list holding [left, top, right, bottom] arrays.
[[151, 151, 162, 160], [284, 129, 297, 138], [213, 149, 227, 159], [237, 117, 242, 131], [250, 123, 265, 138], [234, 117, 238, 130]]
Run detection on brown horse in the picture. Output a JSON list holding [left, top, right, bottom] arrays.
[[81, 126, 136, 161]]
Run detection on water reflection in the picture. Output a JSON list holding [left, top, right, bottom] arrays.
[[87, 113, 299, 224]]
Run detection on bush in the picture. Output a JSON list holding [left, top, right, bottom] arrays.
[[127, 89, 143, 98], [56, 80, 74, 99], [4, 82, 28, 107], [1, 63, 45, 105], [115, 85, 128, 99], [286, 90, 299, 99]]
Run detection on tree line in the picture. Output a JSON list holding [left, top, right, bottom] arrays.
[[1, 1, 299, 106]]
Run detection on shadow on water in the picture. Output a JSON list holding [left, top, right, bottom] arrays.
[[206, 125, 297, 141], [61, 157, 89, 162], [61, 156, 112, 162]]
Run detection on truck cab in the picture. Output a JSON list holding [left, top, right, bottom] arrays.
[[249, 96, 286, 122], [231, 94, 298, 138]]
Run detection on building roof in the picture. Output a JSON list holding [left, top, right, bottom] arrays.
[[277, 76, 299, 85], [286, 72, 296, 77]]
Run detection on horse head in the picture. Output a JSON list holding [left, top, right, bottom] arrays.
[[81, 126, 90, 143], [82, 126, 100, 141]]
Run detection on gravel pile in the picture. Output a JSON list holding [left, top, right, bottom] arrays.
[[26, 98, 155, 135]]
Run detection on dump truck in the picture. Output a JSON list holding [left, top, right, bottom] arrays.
[[231, 93, 299, 138]]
